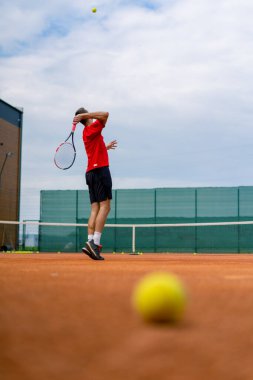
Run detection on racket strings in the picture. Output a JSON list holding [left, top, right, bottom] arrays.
[[54, 142, 76, 170]]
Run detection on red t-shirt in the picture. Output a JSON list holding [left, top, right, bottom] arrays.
[[83, 119, 109, 172]]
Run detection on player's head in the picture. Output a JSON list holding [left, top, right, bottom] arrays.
[[75, 107, 89, 126]]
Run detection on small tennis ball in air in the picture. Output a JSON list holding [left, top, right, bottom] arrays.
[[132, 273, 186, 323], [92, 7, 97, 13]]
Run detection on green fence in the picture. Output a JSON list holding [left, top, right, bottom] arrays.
[[39, 187, 253, 253]]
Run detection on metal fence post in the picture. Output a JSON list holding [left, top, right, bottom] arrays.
[[132, 225, 136, 253], [195, 188, 198, 253]]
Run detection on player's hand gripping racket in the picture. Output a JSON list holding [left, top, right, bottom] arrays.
[[54, 123, 77, 170]]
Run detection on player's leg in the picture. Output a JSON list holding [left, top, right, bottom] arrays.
[[94, 199, 111, 232], [86, 167, 112, 259], [82, 202, 101, 259], [86, 199, 110, 259], [87, 202, 100, 240], [82, 170, 103, 260], [93, 199, 111, 245]]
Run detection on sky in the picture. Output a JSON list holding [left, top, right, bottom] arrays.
[[1, 0, 253, 219]]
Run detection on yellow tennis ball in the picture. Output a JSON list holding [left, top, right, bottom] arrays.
[[92, 7, 97, 13], [132, 273, 186, 323]]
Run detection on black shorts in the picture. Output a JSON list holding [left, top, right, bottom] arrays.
[[85, 166, 112, 204]]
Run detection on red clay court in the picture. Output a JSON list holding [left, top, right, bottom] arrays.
[[1, 253, 253, 380]]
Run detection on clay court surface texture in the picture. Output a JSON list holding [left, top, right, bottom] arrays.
[[1, 253, 253, 380]]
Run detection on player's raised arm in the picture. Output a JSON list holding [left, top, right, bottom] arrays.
[[73, 111, 109, 125]]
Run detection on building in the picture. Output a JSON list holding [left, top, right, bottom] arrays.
[[0, 99, 23, 250]]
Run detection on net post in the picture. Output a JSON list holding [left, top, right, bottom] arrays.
[[195, 188, 198, 253], [132, 225, 136, 253], [114, 190, 117, 253], [76, 190, 78, 252], [22, 221, 26, 250]]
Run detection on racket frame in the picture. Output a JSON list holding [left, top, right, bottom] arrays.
[[54, 124, 77, 170]]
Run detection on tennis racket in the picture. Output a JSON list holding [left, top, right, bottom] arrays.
[[54, 123, 77, 170]]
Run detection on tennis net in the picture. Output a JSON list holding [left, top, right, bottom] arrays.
[[1, 219, 253, 253]]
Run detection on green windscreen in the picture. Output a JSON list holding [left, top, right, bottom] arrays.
[[39, 187, 253, 253]]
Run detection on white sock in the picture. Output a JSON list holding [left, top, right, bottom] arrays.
[[94, 231, 102, 246], [88, 234, 94, 242]]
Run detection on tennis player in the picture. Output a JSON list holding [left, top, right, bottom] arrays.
[[73, 108, 117, 260]]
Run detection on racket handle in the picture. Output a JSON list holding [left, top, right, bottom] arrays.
[[72, 123, 77, 132]]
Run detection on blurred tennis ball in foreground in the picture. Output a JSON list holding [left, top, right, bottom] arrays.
[[92, 7, 97, 13], [132, 272, 186, 323]]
